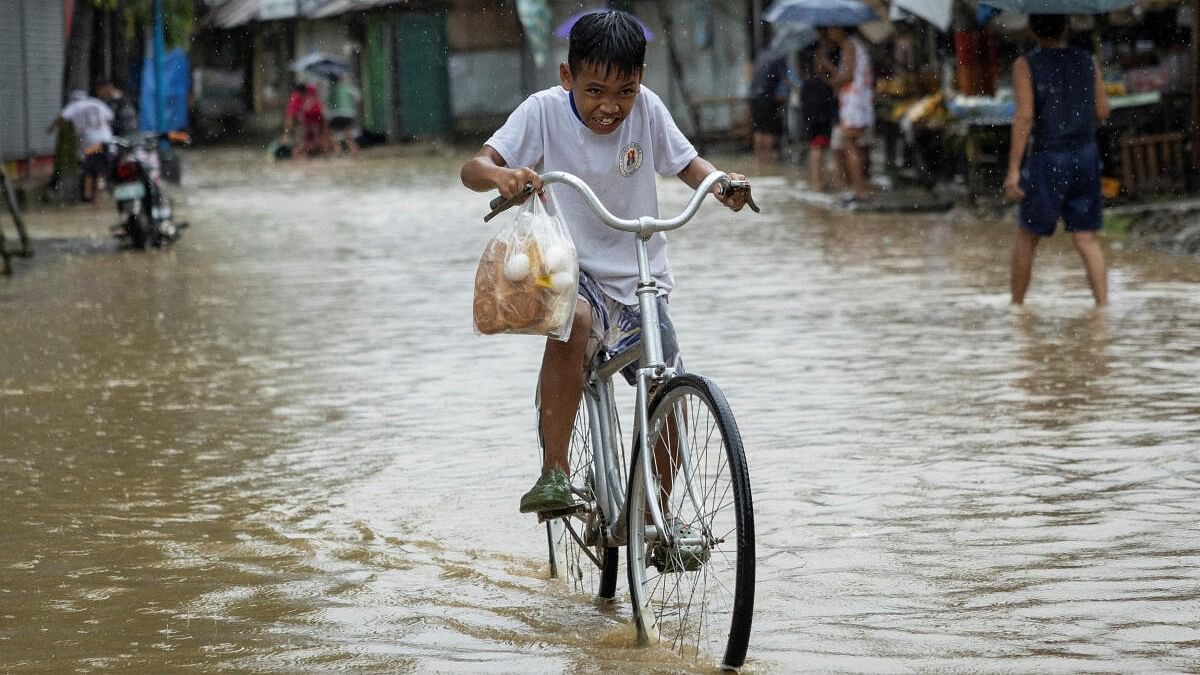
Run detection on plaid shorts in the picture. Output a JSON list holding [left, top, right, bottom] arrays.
[[577, 271, 684, 386]]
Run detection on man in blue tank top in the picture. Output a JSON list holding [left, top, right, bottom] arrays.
[[1004, 14, 1110, 306]]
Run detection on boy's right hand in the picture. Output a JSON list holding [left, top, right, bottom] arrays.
[[495, 166, 543, 204]]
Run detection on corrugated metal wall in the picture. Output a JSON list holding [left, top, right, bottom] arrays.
[[0, 0, 65, 162]]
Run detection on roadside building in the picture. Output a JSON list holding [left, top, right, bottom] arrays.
[[0, 0, 66, 172], [196, 0, 754, 145]]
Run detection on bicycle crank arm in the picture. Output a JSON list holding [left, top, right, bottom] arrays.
[[535, 502, 586, 524]]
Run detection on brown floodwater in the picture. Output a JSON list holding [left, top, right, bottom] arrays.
[[2, 148, 1198, 673]]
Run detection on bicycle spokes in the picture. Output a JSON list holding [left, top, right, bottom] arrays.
[[627, 376, 754, 669]]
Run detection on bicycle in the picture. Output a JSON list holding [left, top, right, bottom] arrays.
[[486, 170, 759, 671], [0, 164, 33, 275]]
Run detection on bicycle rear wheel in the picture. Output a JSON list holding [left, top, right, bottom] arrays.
[[626, 374, 755, 670], [544, 387, 619, 600]]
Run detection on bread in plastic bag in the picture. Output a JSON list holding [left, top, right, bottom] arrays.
[[473, 190, 578, 341]]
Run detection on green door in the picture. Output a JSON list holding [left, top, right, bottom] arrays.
[[394, 11, 450, 137], [363, 16, 393, 136]]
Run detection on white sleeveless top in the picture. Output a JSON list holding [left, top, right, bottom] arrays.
[[838, 37, 874, 129]]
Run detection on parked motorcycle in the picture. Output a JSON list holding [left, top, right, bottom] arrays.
[[107, 131, 189, 249]]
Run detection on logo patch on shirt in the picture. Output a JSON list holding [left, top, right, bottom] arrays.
[[618, 142, 644, 178]]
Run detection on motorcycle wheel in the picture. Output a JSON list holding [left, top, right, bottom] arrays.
[[126, 210, 155, 249]]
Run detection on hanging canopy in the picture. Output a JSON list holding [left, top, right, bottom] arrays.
[[891, 0, 954, 30], [978, 0, 1137, 13]]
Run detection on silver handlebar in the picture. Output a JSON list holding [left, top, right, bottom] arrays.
[[541, 170, 729, 235], [483, 170, 758, 228]]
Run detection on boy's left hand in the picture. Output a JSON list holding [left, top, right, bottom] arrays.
[[714, 173, 749, 211]]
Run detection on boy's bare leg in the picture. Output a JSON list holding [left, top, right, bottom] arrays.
[[843, 131, 869, 198], [753, 132, 776, 166], [833, 148, 848, 192], [808, 147, 825, 192], [1011, 228, 1039, 304], [537, 300, 592, 474], [1072, 230, 1108, 306]]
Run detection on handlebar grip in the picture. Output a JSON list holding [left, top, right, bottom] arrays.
[[719, 180, 761, 213], [483, 182, 535, 223]]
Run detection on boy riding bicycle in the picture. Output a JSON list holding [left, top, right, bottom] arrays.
[[460, 10, 749, 515]]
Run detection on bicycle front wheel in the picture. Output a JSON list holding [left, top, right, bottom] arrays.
[[545, 388, 619, 600], [626, 374, 755, 670]]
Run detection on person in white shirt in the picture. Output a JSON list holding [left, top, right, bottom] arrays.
[[48, 90, 115, 202], [460, 10, 749, 516]]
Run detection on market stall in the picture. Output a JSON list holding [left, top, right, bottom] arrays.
[[875, 0, 1196, 201]]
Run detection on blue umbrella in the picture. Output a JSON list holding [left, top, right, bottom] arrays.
[[553, 8, 655, 40], [767, 22, 819, 58], [289, 52, 351, 79], [979, 0, 1134, 12], [764, 0, 879, 26]]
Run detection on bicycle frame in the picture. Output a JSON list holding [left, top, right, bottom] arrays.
[[540, 170, 732, 551]]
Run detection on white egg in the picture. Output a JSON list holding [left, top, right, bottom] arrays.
[[504, 253, 531, 281], [549, 271, 575, 292], [543, 245, 570, 273]]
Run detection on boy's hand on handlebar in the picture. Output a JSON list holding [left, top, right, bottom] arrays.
[[714, 172, 749, 212], [496, 167, 543, 203]]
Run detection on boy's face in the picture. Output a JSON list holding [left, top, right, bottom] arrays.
[[559, 61, 643, 135]]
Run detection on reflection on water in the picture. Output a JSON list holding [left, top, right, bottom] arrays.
[[1, 149, 1198, 672]]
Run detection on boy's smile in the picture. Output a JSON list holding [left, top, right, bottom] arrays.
[[560, 62, 643, 135]]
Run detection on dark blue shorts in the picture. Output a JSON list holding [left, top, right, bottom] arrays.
[[1019, 142, 1102, 236]]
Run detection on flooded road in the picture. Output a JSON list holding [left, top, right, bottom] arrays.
[[2, 148, 1199, 673]]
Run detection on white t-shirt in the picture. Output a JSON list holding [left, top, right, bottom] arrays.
[[61, 97, 114, 148], [485, 85, 698, 305]]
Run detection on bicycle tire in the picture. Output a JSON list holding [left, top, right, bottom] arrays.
[[544, 386, 619, 600], [625, 374, 755, 670]]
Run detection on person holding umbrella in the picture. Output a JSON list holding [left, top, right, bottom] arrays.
[[283, 82, 329, 159], [815, 25, 874, 202], [1004, 14, 1110, 306], [749, 51, 790, 164], [325, 73, 361, 158]]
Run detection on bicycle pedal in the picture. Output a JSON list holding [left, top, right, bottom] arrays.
[[536, 502, 585, 524]]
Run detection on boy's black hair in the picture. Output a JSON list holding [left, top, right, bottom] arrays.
[[293, 82, 308, 93], [568, 10, 646, 79], [1029, 14, 1068, 40]]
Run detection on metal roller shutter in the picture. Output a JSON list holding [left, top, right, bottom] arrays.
[[21, 1, 64, 158], [0, 0, 63, 161], [0, 0, 28, 161]]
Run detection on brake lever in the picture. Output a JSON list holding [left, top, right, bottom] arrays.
[[720, 180, 761, 213], [483, 182, 536, 223]]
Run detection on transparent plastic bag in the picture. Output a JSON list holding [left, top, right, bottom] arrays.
[[473, 190, 579, 341]]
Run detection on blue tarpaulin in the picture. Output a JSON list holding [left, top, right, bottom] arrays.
[[139, 48, 190, 132]]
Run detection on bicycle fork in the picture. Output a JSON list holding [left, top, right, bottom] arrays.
[[632, 231, 672, 548], [631, 232, 715, 551]]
